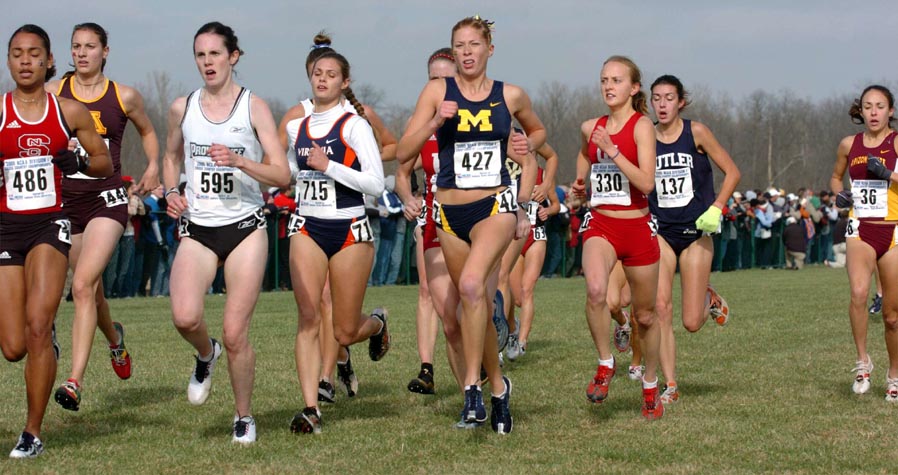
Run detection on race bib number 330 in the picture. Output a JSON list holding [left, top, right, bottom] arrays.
[[589, 162, 631, 207]]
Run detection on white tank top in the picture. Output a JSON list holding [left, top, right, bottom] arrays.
[[181, 87, 264, 226]]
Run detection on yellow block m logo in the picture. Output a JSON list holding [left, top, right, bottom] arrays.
[[457, 109, 492, 132]]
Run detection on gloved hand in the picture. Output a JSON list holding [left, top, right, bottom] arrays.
[[51, 149, 88, 175], [695, 205, 722, 233], [835, 190, 853, 208], [867, 156, 893, 181]]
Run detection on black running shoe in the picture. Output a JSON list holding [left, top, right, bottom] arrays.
[[290, 407, 322, 434], [368, 308, 390, 361], [407, 366, 435, 395], [463, 386, 487, 424], [8, 431, 43, 459], [318, 380, 335, 404], [493, 291, 509, 352], [490, 376, 513, 434], [336, 347, 358, 398], [870, 294, 883, 314]]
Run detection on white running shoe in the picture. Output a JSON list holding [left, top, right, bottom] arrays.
[[851, 355, 873, 395], [613, 319, 632, 353], [232, 415, 257, 444], [9, 432, 43, 459], [886, 377, 898, 402], [506, 334, 522, 361], [188, 339, 222, 405], [628, 365, 644, 381]]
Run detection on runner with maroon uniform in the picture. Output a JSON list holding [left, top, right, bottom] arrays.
[[1, 24, 111, 458], [47, 23, 160, 412]]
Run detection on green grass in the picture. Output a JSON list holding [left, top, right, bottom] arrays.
[[2, 266, 898, 474]]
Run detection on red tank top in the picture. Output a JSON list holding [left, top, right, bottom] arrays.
[[0, 93, 71, 214], [57, 77, 126, 191], [587, 112, 648, 211], [420, 134, 439, 207], [846, 131, 898, 221]]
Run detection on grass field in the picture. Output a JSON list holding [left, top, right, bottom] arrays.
[[1, 266, 897, 474]]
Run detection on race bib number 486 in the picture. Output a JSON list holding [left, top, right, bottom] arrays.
[[3, 155, 56, 211]]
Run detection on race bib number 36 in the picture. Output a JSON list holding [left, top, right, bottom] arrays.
[[655, 168, 694, 208], [296, 170, 337, 218], [589, 162, 631, 207], [453, 140, 501, 188], [852, 179, 888, 218], [3, 155, 55, 211]]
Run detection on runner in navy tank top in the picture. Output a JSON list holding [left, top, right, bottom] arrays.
[[571, 55, 662, 420], [831, 84, 898, 400], [46, 23, 161, 412], [649, 75, 741, 406], [1, 24, 112, 459], [398, 16, 545, 433], [395, 48, 466, 397]]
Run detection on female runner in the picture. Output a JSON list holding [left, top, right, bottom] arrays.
[[398, 16, 544, 433], [649, 75, 740, 404], [395, 47, 465, 395], [1, 24, 111, 457], [278, 33, 395, 403], [47, 22, 160, 411], [505, 161, 560, 361], [831, 84, 898, 399], [571, 55, 663, 419], [284, 49, 387, 434], [162, 22, 290, 444]]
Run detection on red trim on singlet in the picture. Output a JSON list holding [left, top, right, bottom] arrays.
[[587, 112, 648, 211]]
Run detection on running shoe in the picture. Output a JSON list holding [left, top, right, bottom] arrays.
[[51, 322, 60, 362], [506, 334, 522, 361], [232, 415, 256, 444], [493, 291, 509, 352], [408, 366, 435, 395], [290, 407, 322, 434], [587, 358, 616, 403], [462, 386, 487, 423], [336, 347, 359, 398], [708, 285, 730, 326], [187, 338, 222, 405], [886, 377, 898, 402], [660, 384, 680, 404], [628, 365, 644, 381], [870, 294, 883, 314], [498, 351, 505, 367], [54, 378, 81, 411], [490, 376, 513, 434], [852, 355, 874, 395], [642, 385, 664, 420], [454, 410, 481, 430], [108, 322, 132, 380], [614, 317, 632, 353], [368, 308, 390, 361], [8, 432, 43, 459], [318, 380, 335, 404]]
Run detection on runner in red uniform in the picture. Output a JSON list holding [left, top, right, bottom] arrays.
[[0, 24, 111, 458]]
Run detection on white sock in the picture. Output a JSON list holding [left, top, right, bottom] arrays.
[[198, 339, 216, 362], [465, 384, 481, 392], [598, 356, 614, 368], [642, 377, 658, 389]]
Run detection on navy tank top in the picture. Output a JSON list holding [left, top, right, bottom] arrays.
[[436, 77, 511, 189], [649, 120, 715, 225], [293, 112, 363, 213]]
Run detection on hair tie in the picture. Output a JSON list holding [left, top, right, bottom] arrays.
[[472, 14, 495, 31], [310, 43, 331, 50]]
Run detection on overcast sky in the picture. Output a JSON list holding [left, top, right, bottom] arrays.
[[4, 1, 896, 109]]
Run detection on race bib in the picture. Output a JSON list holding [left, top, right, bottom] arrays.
[[526, 201, 539, 225], [3, 155, 56, 211], [286, 212, 306, 237], [495, 187, 517, 214], [655, 168, 694, 208], [845, 217, 860, 239], [193, 158, 241, 211], [350, 217, 374, 243], [852, 179, 888, 218], [416, 198, 427, 227], [430, 154, 440, 194], [296, 170, 336, 218], [100, 186, 128, 208], [68, 138, 110, 180], [55, 218, 72, 245], [453, 140, 501, 188], [589, 162, 630, 207], [533, 225, 547, 241]]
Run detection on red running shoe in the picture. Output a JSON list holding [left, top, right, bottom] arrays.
[[586, 358, 616, 403], [109, 322, 132, 380], [642, 385, 664, 420]]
